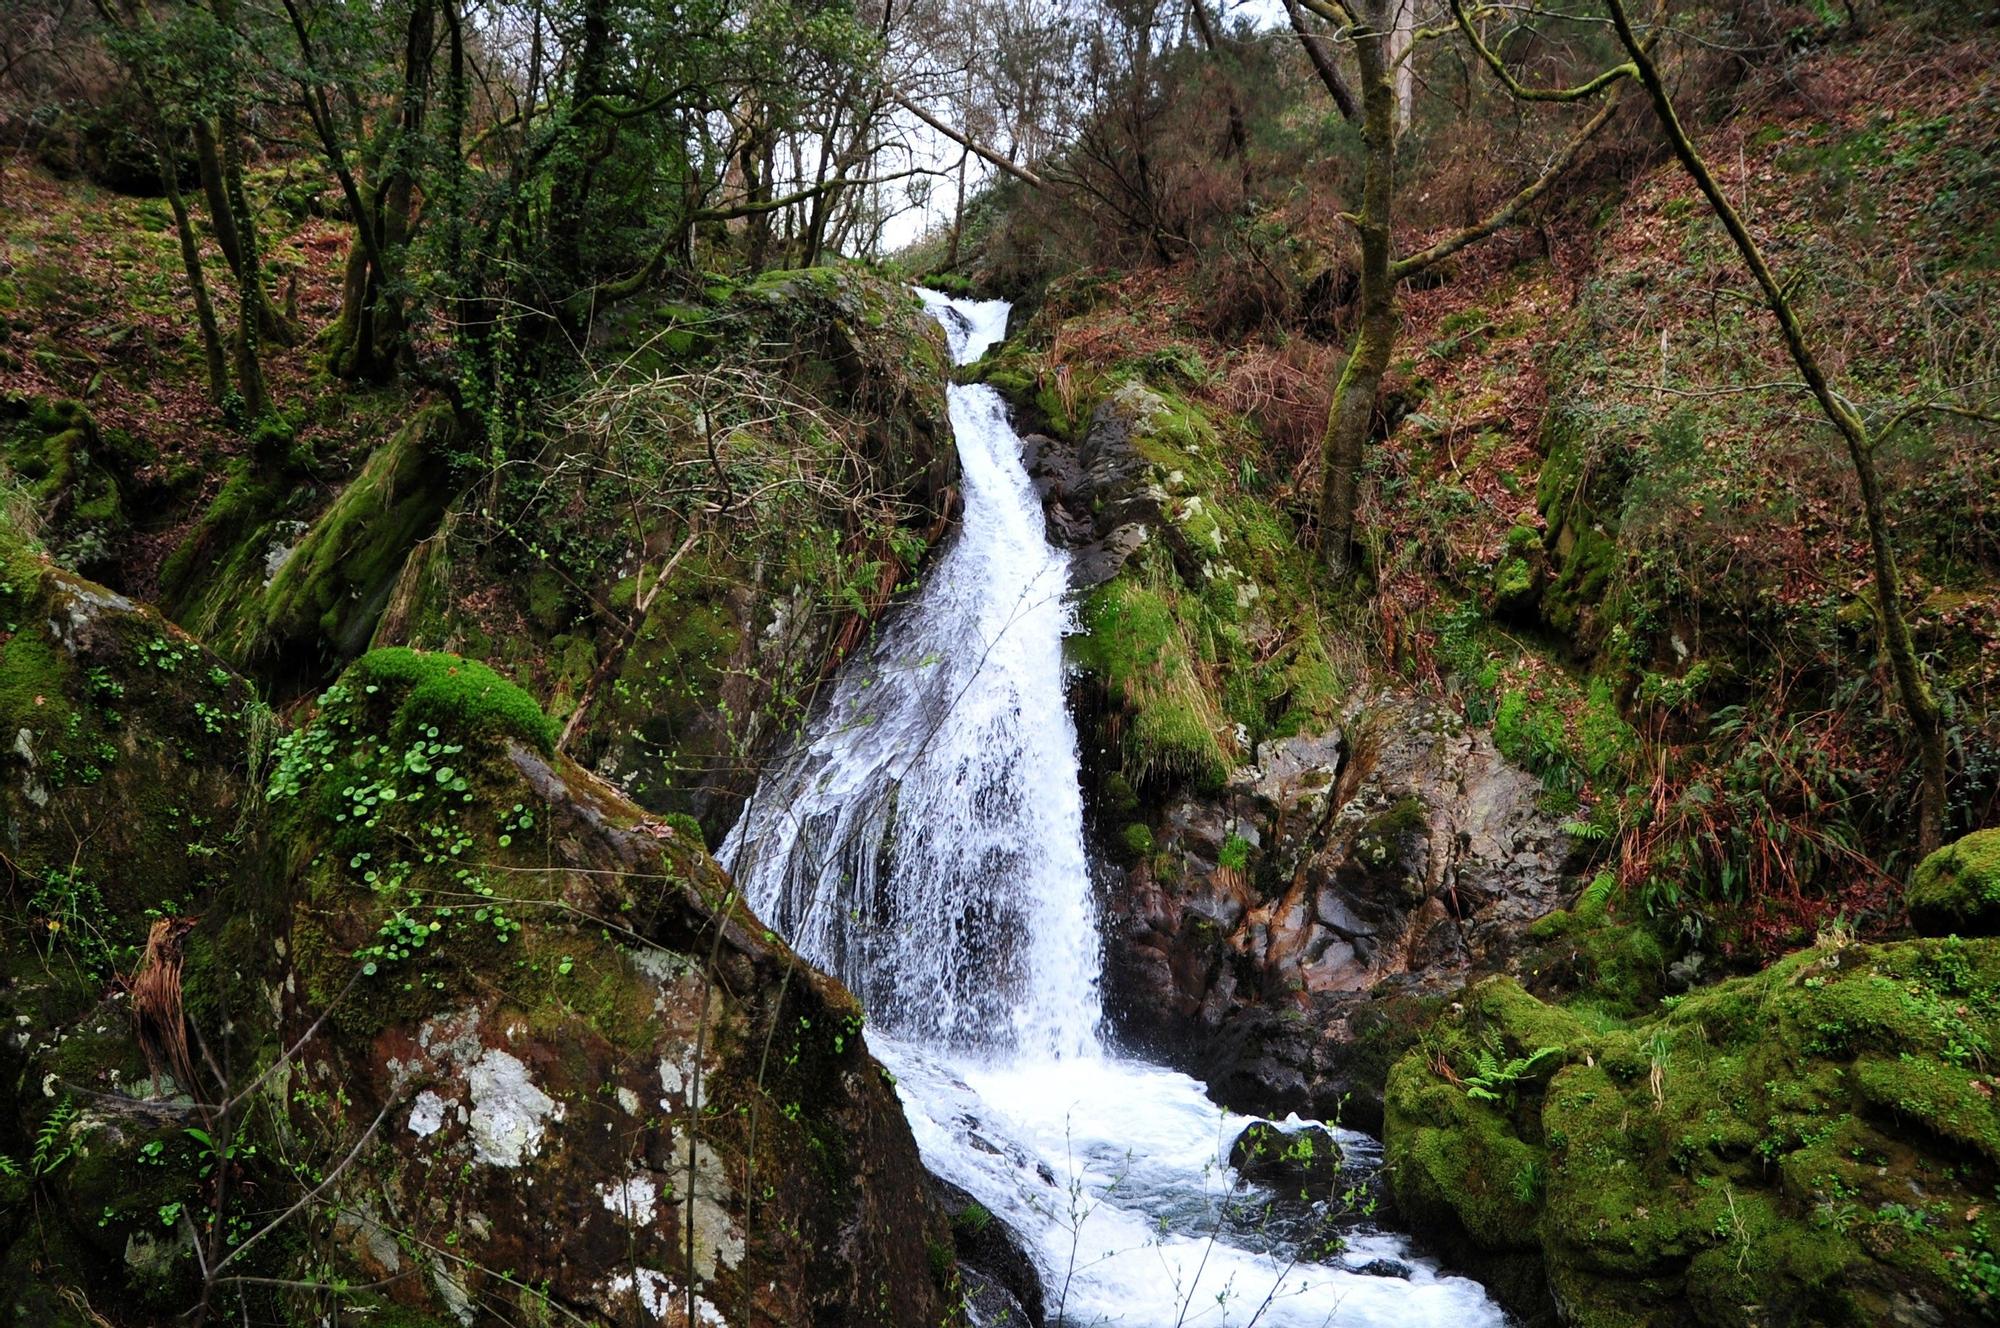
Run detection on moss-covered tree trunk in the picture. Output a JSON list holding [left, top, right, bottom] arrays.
[[1315, 0, 1398, 573], [155, 126, 231, 406], [193, 116, 291, 346], [1603, 0, 1949, 852], [208, 0, 267, 417]]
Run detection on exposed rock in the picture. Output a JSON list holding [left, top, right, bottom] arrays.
[[1028, 387, 1163, 588], [1101, 689, 1568, 1126], [1229, 1119, 1343, 1194], [1010, 375, 1571, 1129]]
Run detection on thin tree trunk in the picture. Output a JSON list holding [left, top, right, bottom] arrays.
[[194, 116, 292, 345], [191, 118, 243, 276], [209, 0, 267, 416], [1388, 0, 1414, 137], [1189, 0, 1251, 195], [1604, 0, 1947, 851], [157, 128, 231, 405], [947, 147, 969, 270], [1315, 0, 1397, 572], [1285, 0, 1358, 120]]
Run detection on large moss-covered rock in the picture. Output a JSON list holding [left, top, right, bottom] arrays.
[[0, 397, 144, 582], [0, 520, 273, 1316], [262, 648, 957, 1326], [0, 515, 258, 955], [1909, 829, 2000, 937], [0, 551, 959, 1326], [1385, 939, 2000, 1327]]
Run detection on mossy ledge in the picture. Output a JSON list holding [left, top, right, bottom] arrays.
[[1386, 931, 2000, 1327]]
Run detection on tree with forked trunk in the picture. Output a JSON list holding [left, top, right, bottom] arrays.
[[1291, 0, 1653, 574]]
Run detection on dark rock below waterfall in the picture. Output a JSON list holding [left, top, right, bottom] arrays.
[[929, 1176, 1046, 1326], [1099, 692, 1569, 1127], [1229, 1120, 1344, 1193]]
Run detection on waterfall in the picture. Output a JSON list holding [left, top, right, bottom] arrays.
[[724, 290, 1503, 1327], [721, 291, 1100, 1059]]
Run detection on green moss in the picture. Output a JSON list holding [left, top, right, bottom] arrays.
[[1119, 822, 1155, 860], [346, 647, 555, 754], [1385, 1055, 1545, 1251], [664, 812, 706, 851], [1, 399, 128, 571], [523, 567, 568, 632], [1074, 575, 1230, 791], [1544, 524, 1619, 639], [1909, 829, 2000, 937], [1578, 678, 1636, 783], [1490, 554, 1537, 611], [0, 628, 70, 744], [1389, 938, 2000, 1324], [237, 405, 455, 662], [157, 458, 293, 636], [0, 516, 46, 625]]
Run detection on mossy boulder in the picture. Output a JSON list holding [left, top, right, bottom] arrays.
[[259, 648, 958, 1325], [0, 515, 258, 958], [1386, 940, 2000, 1327], [0, 576, 958, 1324], [0, 396, 143, 579], [1908, 829, 2000, 937], [0, 531, 277, 1314], [179, 405, 459, 687]]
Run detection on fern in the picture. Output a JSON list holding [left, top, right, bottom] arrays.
[[1462, 1045, 1565, 1102], [1574, 870, 1619, 923], [29, 1100, 81, 1178]]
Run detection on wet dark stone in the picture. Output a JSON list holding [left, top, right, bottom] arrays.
[[928, 1176, 1046, 1327], [1230, 1120, 1344, 1193]]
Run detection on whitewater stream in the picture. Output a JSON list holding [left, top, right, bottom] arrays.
[[723, 291, 1504, 1327]]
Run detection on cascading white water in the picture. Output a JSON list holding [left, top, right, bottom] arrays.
[[724, 290, 1505, 1327], [722, 291, 1100, 1059]]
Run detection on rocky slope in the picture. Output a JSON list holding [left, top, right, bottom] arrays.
[[996, 366, 1571, 1131], [0, 271, 969, 1326]]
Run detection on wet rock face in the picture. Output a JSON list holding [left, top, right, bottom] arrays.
[[1026, 389, 1162, 589], [1099, 695, 1566, 1128]]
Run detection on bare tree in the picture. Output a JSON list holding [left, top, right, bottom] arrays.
[[1293, 0, 1646, 572]]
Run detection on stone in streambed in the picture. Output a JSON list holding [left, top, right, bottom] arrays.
[[1229, 1119, 1344, 1194]]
